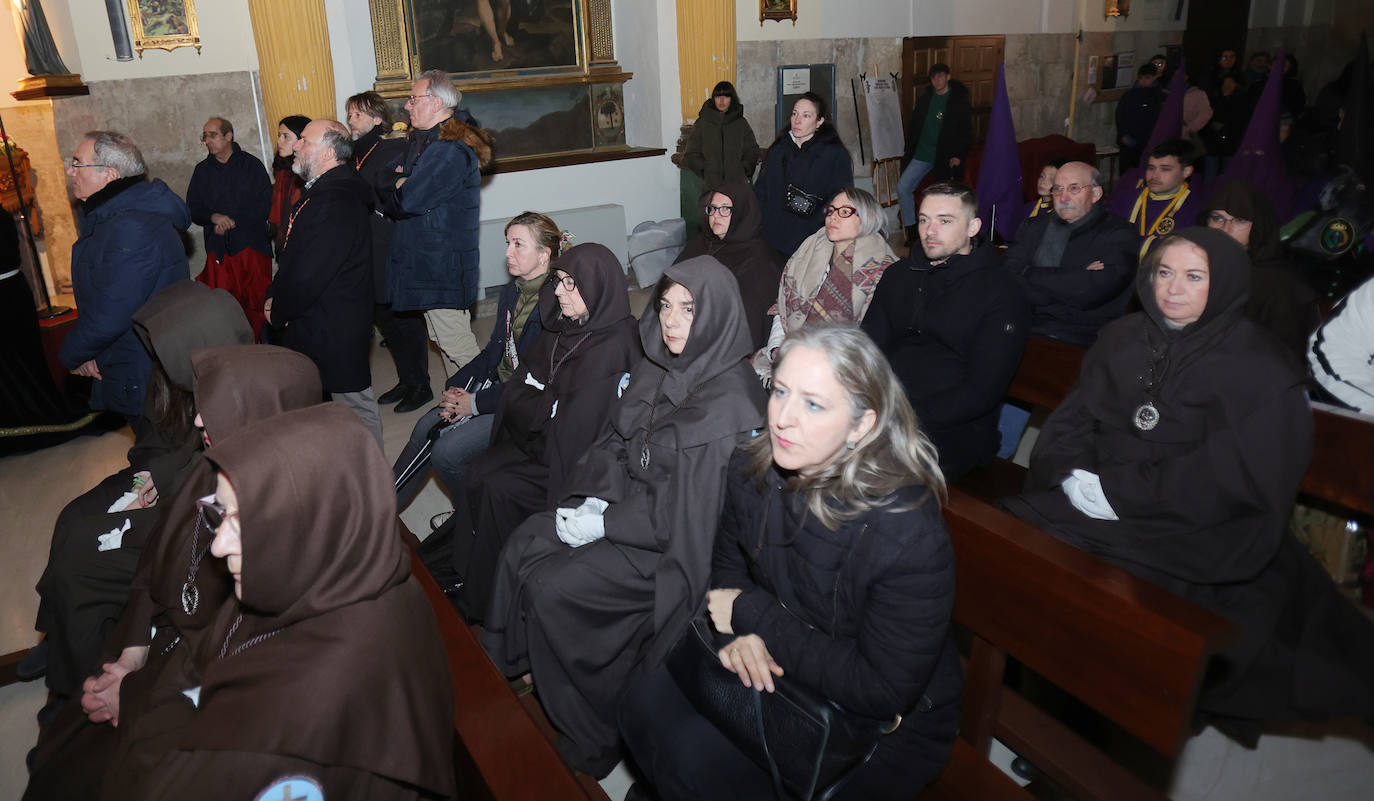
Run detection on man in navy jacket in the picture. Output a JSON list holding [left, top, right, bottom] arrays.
[[59, 131, 189, 419]]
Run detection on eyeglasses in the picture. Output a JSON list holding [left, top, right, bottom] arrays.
[[704, 204, 733, 217], [1206, 211, 1250, 228], [196, 496, 240, 530], [66, 159, 109, 169], [200, 131, 224, 141], [549, 273, 576, 291], [405, 93, 434, 104], [824, 205, 858, 218], [1051, 183, 1092, 196]]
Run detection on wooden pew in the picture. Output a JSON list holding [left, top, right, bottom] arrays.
[[995, 335, 1374, 520], [923, 490, 1239, 801], [401, 529, 609, 801]]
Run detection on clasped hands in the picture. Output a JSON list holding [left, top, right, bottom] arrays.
[[210, 213, 236, 236], [80, 645, 149, 726], [707, 588, 784, 693], [438, 387, 474, 422]]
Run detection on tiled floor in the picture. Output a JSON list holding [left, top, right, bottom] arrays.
[[3, 291, 1372, 799]]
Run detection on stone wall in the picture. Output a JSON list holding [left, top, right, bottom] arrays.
[[51, 71, 270, 277], [3, 102, 78, 294]]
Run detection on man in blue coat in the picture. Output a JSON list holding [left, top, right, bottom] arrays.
[[386, 69, 493, 410], [59, 131, 189, 419]]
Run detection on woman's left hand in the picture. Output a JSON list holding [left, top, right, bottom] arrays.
[[718, 634, 784, 693], [707, 588, 742, 634]]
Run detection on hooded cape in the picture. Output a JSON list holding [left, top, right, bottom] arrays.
[[1004, 229, 1374, 723], [674, 182, 784, 350], [136, 405, 454, 799]]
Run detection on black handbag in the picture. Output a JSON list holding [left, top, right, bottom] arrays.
[[665, 615, 895, 800], [783, 183, 824, 218]]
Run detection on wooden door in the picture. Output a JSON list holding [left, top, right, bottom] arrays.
[[902, 35, 1004, 144]]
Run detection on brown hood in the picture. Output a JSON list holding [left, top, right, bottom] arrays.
[[439, 117, 494, 169], [191, 345, 323, 446], [133, 281, 254, 390]]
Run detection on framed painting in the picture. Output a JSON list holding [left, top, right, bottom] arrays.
[[760, 0, 797, 26], [126, 0, 202, 56], [410, 0, 582, 78]]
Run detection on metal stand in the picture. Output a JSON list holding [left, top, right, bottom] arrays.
[[0, 107, 70, 317]]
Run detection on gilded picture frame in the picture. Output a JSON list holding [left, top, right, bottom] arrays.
[[760, 0, 797, 26], [126, 0, 202, 57]]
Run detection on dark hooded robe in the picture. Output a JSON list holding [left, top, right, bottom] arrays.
[[445, 243, 641, 623], [481, 257, 767, 775], [1003, 227, 1374, 727], [674, 182, 784, 351], [32, 281, 253, 699], [1198, 178, 1321, 366], [118, 404, 455, 801], [24, 345, 323, 801]]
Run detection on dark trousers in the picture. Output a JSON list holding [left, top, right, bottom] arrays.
[[375, 303, 429, 387]]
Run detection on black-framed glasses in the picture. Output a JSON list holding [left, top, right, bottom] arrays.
[[549, 273, 576, 291], [704, 203, 733, 217], [196, 496, 240, 530], [824, 205, 858, 218]]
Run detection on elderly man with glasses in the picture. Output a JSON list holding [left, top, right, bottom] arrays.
[[58, 131, 190, 420], [383, 69, 494, 413], [185, 116, 273, 337], [1003, 160, 1139, 346]]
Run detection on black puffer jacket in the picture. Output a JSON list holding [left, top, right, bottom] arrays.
[[714, 451, 963, 800], [684, 90, 761, 187]]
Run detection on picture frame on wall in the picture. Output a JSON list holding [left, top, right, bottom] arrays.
[[760, 0, 798, 26], [410, 0, 583, 78], [125, 0, 202, 57]]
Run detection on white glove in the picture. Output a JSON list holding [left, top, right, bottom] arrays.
[[98, 518, 132, 551], [1061, 469, 1119, 521], [555, 497, 609, 547]]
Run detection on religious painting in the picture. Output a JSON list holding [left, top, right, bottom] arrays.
[[125, 0, 201, 56], [411, 0, 581, 77], [460, 85, 596, 158], [592, 84, 625, 148], [760, 0, 797, 26]]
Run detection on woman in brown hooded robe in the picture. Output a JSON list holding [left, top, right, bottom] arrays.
[[441, 242, 641, 623], [23, 345, 323, 800], [482, 256, 767, 777], [673, 182, 783, 351], [117, 404, 455, 800]]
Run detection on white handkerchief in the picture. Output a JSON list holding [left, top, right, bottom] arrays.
[[107, 491, 139, 513], [524, 372, 547, 391], [97, 519, 132, 551], [182, 686, 202, 708]]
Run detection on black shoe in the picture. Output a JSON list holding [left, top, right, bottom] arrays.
[[377, 382, 411, 405], [16, 640, 47, 681], [430, 510, 454, 531], [394, 384, 434, 414]]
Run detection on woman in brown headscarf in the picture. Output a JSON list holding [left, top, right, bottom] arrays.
[[440, 243, 640, 623], [111, 404, 454, 800], [673, 182, 783, 351]]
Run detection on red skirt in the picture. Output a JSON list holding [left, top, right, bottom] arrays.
[[196, 248, 272, 340]]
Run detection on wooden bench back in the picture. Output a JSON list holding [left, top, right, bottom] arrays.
[[1008, 335, 1374, 519], [942, 490, 1237, 759]]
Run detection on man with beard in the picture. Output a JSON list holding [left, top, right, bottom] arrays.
[[265, 119, 380, 444], [862, 182, 1029, 481], [346, 91, 431, 412], [1005, 161, 1139, 345]]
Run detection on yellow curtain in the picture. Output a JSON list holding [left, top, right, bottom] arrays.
[[676, 0, 736, 121], [247, 0, 338, 129]]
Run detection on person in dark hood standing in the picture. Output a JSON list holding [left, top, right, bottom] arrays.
[[1003, 228, 1374, 736], [753, 92, 853, 259], [863, 182, 1030, 482], [440, 243, 641, 622], [111, 404, 454, 800], [265, 119, 379, 445], [482, 257, 767, 778], [24, 345, 322, 801], [673, 182, 782, 350], [684, 81, 761, 187], [186, 117, 273, 338], [60, 131, 190, 420], [897, 63, 973, 243], [1199, 178, 1321, 366]]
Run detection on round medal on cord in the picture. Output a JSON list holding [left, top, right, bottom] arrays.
[[1133, 402, 1160, 431], [181, 581, 199, 614]]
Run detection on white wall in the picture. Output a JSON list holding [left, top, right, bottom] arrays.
[[60, 0, 258, 81]]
